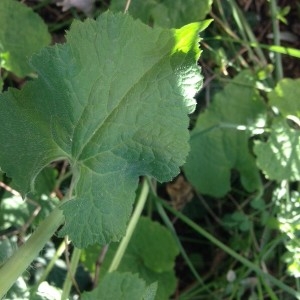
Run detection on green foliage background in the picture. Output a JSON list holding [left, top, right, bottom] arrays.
[[0, 0, 300, 299]]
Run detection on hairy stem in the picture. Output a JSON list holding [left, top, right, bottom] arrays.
[[0, 206, 64, 298]]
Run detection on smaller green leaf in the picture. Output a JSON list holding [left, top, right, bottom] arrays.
[[254, 120, 300, 181], [129, 217, 179, 273], [94, 217, 179, 300], [110, 0, 212, 28], [81, 272, 152, 300], [250, 198, 266, 211], [80, 244, 102, 274], [153, 0, 213, 28], [0, 0, 51, 77], [184, 71, 266, 197], [223, 212, 251, 232], [269, 78, 300, 118]]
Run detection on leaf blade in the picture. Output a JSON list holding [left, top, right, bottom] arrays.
[[0, 12, 202, 247], [0, 0, 50, 77], [184, 71, 266, 197]]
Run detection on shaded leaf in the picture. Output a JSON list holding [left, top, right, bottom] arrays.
[[0, 0, 50, 77], [124, 217, 179, 273], [81, 272, 152, 300], [110, 0, 212, 28], [97, 217, 179, 300], [184, 71, 266, 197], [0, 12, 203, 247]]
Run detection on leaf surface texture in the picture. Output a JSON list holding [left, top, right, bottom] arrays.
[[0, 12, 202, 247]]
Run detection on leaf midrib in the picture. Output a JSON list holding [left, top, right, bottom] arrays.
[[73, 40, 172, 165]]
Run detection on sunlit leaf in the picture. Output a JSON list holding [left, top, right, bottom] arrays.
[[269, 78, 300, 118], [254, 120, 300, 181], [0, 12, 203, 247], [255, 79, 300, 182]]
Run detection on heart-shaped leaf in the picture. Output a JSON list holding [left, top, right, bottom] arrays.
[[0, 12, 205, 247]]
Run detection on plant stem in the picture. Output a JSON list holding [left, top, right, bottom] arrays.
[[228, 0, 267, 65], [270, 0, 283, 81], [161, 200, 300, 300], [0, 206, 64, 298], [61, 247, 82, 300], [108, 178, 149, 272], [147, 178, 203, 283], [204, 36, 300, 58]]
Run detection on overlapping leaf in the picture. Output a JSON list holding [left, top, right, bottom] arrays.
[[254, 78, 300, 181], [81, 272, 154, 300], [0, 0, 50, 77], [269, 78, 300, 118], [0, 12, 205, 247], [184, 71, 266, 197], [254, 120, 300, 181], [110, 0, 212, 28], [94, 217, 179, 300]]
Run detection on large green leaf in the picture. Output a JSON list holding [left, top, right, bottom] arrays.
[[95, 217, 179, 300], [110, 0, 212, 28], [0, 13, 204, 247], [184, 71, 266, 197], [81, 272, 153, 300], [0, 0, 50, 77]]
